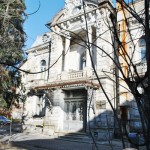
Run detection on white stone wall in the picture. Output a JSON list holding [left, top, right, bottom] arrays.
[[20, 0, 117, 136]]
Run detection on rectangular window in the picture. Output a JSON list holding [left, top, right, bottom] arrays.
[[141, 48, 146, 62]]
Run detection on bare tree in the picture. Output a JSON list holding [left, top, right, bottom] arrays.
[[48, 0, 149, 149], [0, 0, 149, 149]]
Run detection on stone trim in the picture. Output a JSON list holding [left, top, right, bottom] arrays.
[[34, 80, 100, 90]]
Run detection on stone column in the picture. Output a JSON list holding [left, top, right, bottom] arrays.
[[64, 32, 71, 71], [86, 27, 92, 68]]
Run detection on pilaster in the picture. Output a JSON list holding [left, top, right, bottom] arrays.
[[86, 26, 92, 68], [64, 32, 71, 71]]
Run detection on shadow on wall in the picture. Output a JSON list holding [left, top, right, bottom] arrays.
[[22, 96, 143, 137]]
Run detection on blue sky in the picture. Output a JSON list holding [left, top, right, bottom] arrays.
[[24, 0, 64, 50]]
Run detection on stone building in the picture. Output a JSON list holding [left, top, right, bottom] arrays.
[[19, 0, 146, 140], [117, 0, 146, 132]]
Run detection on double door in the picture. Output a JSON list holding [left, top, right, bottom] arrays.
[[63, 100, 86, 132]]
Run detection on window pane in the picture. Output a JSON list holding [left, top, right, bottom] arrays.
[[139, 39, 146, 47], [141, 48, 146, 61]]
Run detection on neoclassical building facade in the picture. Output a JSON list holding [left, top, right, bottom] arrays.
[[19, 0, 145, 139]]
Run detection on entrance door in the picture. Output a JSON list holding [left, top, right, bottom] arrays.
[[63, 100, 86, 132]]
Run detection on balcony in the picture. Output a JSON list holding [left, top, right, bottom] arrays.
[[57, 70, 84, 80], [33, 68, 112, 90], [56, 69, 109, 81]]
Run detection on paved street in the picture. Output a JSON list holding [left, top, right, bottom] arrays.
[[0, 132, 146, 150], [0, 133, 124, 150], [0, 123, 123, 150], [11, 139, 122, 150]]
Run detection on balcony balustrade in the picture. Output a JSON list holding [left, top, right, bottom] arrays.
[[57, 70, 85, 80], [24, 68, 111, 88], [56, 69, 108, 81]]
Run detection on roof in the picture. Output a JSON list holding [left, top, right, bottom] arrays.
[[46, 0, 102, 27], [31, 32, 51, 48]]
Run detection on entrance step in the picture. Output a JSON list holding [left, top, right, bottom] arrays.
[[55, 132, 93, 143], [55, 131, 87, 136]]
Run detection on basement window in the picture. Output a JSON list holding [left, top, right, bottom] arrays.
[[96, 101, 106, 109]]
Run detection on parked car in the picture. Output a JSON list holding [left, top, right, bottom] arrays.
[[0, 116, 11, 125]]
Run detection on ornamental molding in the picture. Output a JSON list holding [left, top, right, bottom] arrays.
[[34, 80, 100, 90], [28, 44, 49, 54]]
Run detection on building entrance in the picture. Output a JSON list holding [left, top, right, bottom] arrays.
[[63, 89, 87, 132]]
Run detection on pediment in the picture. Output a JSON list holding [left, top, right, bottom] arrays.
[[50, 9, 65, 26], [50, 0, 97, 26]]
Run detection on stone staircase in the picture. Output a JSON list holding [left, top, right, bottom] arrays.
[[55, 132, 93, 143]]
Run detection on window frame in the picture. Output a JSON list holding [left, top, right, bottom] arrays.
[[138, 38, 146, 62]]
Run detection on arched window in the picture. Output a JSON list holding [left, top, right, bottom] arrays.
[[40, 60, 46, 71], [139, 38, 146, 62]]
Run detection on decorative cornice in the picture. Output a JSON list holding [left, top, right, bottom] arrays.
[[27, 43, 49, 54], [34, 80, 100, 90]]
